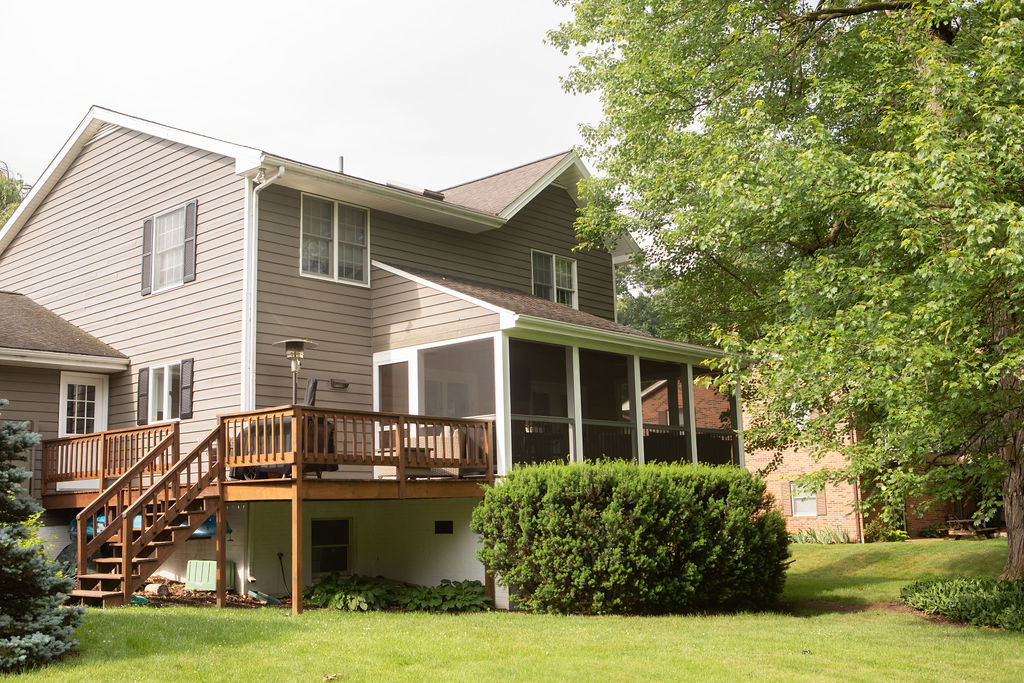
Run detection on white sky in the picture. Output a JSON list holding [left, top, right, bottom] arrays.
[[0, 0, 601, 190]]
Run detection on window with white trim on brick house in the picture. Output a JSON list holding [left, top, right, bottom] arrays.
[[141, 200, 198, 295], [783, 482, 828, 517], [136, 358, 194, 425]]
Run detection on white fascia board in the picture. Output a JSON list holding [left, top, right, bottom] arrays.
[[370, 260, 516, 327], [509, 314, 726, 364], [0, 349, 129, 372], [259, 155, 507, 234], [498, 153, 591, 221], [0, 106, 263, 259]]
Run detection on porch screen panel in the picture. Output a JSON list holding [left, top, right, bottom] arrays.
[[510, 340, 570, 466], [421, 340, 494, 418], [579, 349, 634, 462], [640, 359, 690, 464], [379, 362, 409, 414], [693, 367, 736, 465]]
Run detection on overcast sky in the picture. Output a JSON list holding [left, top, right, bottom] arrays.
[[1, 0, 601, 190]]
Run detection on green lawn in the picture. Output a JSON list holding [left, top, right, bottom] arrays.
[[19, 539, 1024, 682]]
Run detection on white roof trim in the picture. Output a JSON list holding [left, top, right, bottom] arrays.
[[371, 261, 516, 326], [0, 348, 129, 372], [497, 152, 591, 221], [0, 106, 262, 258], [511, 315, 726, 362]]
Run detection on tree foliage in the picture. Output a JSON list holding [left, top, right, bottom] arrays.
[[551, 1, 1024, 575], [0, 399, 82, 672], [0, 162, 23, 226]]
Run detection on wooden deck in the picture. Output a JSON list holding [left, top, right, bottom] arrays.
[[44, 407, 495, 614]]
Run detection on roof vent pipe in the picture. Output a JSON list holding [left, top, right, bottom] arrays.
[[338, 156, 344, 174]]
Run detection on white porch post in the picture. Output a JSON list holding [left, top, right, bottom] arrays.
[[570, 346, 584, 463], [685, 363, 698, 464], [494, 333, 512, 476], [630, 355, 644, 464]]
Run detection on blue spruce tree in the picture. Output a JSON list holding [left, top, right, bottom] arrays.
[[0, 399, 83, 672]]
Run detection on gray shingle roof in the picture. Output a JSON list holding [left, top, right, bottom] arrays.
[[0, 291, 126, 358], [440, 152, 572, 215]]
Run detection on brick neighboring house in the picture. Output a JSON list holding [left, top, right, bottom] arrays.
[[639, 378, 866, 541]]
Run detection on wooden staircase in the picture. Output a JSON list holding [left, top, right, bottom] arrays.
[[70, 425, 224, 607]]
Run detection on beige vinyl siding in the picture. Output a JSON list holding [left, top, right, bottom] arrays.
[[0, 127, 247, 448], [371, 267, 501, 351], [0, 366, 60, 500], [255, 186, 373, 411], [374, 185, 615, 320]]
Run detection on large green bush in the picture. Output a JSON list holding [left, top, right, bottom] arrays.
[[901, 577, 1024, 631], [470, 461, 789, 614]]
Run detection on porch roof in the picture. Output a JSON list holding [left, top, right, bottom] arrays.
[[0, 291, 128, 370], [373, 262, 725, 361]]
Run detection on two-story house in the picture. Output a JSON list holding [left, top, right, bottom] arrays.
[[0, 107, 753, 611]]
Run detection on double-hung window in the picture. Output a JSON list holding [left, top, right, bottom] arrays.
[[790, 483, 818, 517], [137, 358, 194, 425], [532, 250, 577, 308], [301, 194, 369, 285], [141, 200, 198, 295], [311, 519, 350, 574]]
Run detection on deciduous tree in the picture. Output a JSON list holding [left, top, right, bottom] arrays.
[[551, 1, 1024, 575]]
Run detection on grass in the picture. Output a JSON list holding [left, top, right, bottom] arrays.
[[17, 539, 1024, 682]]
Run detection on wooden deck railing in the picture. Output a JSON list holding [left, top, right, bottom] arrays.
[[220, 405, 494, 482], [42, 423, 179, 495]]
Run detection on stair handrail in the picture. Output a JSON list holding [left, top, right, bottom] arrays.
[[119, 425, 222, 598], [75, 424, 180, 575]]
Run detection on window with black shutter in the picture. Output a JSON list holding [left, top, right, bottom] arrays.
[[141, 199, 198, 295], [136, 358, 194, 425]]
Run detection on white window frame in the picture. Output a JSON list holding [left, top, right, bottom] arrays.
[[148, 362, 182, 425], [310, 517, 352, 576], [531, 249, 577, 309], [299, 192, 371, 287], [58, 372, 109, 437], [791, 483, 818, 517], [150, 201, 190, 294]]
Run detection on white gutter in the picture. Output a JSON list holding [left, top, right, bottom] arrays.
[[0, 349, 129, 372], [240, 165, 285, 410]]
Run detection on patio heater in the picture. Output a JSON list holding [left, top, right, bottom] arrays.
[[273, 339, 318, 404]]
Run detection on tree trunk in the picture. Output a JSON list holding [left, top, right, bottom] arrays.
[[1000, 447, 1024, 580]]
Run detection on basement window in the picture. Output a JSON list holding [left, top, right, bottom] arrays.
[[311, 519, 350, 574]]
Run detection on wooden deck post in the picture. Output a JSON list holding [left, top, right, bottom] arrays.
[[121, 512, 132, 604], [397, 416, 406, 500], [215, 421, 227, 608], [292, 407, 304, 615]]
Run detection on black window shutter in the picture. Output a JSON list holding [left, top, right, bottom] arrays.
[[137, 368, 149, 425], [183, 200, 198, 283], [141, 217, 154, 295], [179, 358, 194, 420]]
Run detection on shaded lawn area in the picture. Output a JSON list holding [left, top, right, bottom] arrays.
[[19, 539, 1024, 682], [782, 539, 1008, 604]]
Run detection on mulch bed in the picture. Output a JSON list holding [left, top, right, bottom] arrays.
[[133, 576, 290, 609]]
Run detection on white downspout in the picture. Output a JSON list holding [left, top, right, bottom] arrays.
[[241, 165, 285, 410]]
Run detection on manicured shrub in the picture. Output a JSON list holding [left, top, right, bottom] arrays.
[[900, 577, 1024, 631], [303, 574, 490, 613], [863, 518, 909, 543], [470, 461, 789, 615], [0, 400, 83, 672]]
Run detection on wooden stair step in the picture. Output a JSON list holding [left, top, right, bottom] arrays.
[[94, 556, 159, 565], [70, 589, 122, 599], [77, 572, 123, 581]]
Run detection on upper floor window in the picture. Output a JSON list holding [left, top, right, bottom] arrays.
[[136, 358, 194, 425], [301, 194, 369, 285], [532, 250, 577, 308], [141, 200, 198, 295]]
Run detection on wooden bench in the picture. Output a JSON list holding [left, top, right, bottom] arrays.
[[947, 519, 998, 539]]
